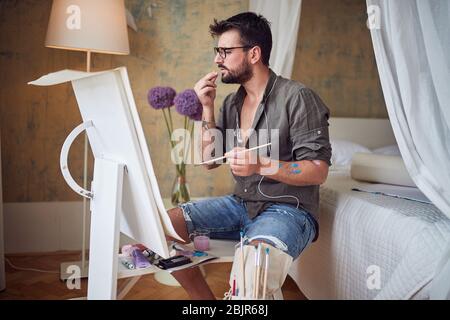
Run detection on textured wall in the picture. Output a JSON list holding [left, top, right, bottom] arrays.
[[0, 0, 246, 202], [292, 0, 387, 118], [0, 0, 386, 203]]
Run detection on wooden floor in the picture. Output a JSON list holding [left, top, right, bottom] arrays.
[[0, 252, 307, 300]]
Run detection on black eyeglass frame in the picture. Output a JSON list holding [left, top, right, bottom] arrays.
[[213, 46, 252, 59]]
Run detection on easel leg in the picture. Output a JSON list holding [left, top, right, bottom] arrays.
[[87, 159, 124, 300]]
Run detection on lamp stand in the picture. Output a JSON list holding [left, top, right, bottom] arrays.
[[60, 51, 92, 281]]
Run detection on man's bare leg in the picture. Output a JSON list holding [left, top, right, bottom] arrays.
[[167, 207, 216, 300]]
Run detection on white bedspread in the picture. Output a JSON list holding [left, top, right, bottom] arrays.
[[288, 170, 450, 299]]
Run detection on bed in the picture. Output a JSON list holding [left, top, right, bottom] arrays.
[[288, 117, 450, 300]]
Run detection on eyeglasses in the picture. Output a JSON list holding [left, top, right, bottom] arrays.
[[213, 46, 252, 59]]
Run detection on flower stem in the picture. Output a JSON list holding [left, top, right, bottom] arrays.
[[183, 120, 195, 164], [162, 108, 181, 175], [167, 106, 174, 132], [183, 116, 188, 163], [161, 108, 171, 141]]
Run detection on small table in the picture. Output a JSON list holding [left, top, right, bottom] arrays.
[[116, 238, 236, 297], [131, 198, 236, 289]]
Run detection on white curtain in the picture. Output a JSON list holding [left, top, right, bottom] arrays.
[[249, 0, 302, 79], [367, 0, 450, 299]]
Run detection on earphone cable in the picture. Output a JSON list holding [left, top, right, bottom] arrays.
[[257, 175, 300, 209]]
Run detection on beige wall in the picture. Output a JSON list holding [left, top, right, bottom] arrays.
[[0, 0, 386, 203], [292, 0, 387, 118]]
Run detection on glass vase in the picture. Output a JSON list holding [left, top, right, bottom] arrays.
[[171, 170, 190, 206]]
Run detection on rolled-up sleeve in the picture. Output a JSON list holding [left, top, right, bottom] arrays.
[[289, 88, 332, 165]]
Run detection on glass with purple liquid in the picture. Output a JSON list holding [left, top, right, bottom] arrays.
[[189, 230, 210, 251]]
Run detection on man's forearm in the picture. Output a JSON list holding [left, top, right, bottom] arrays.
[[200, 108, 220, 169], [258, 158, 328, 186]]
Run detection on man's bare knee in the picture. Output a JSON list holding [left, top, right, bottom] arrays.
[[249, 240, 267, 247], [167, 207, 191, 243]]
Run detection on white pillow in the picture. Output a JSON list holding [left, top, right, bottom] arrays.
[[351, 152, 415, 187], [331, 139, 371, 167], [372, 144, 401, 156]]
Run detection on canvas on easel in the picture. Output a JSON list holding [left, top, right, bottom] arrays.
[[29, 67, 183, 299]]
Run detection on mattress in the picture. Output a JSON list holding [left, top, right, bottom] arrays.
[[288, 169, 450, 299]]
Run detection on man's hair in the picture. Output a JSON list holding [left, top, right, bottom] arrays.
[[209, 12, 272, 66]]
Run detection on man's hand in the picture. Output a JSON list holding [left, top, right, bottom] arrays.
[[225, 147, 261, 177], [194, 72, 218, 109]]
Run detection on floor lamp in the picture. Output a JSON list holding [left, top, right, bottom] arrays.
[[45, 0, 130, 280]]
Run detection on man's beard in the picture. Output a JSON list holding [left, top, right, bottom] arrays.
[[220, 60, 253, 84]]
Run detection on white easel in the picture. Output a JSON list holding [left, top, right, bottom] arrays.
[[29, 68, 182, 299]]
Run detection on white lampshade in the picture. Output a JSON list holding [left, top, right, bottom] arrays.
[[45, 0, 130, 55]]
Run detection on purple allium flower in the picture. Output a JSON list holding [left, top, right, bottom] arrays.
[[147, 86, 176, 109], [174, 89, 202, 117]]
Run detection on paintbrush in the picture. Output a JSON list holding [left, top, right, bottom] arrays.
[[255, 243, 262, 299], [240, 231, 245, 298], [262, 247, 269, 299], [196, 142, 272, 166]]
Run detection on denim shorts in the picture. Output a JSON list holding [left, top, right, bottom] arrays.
[[178, 194, 317, 259]]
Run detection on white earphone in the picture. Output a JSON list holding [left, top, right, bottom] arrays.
[[234, 78, 300, 209]]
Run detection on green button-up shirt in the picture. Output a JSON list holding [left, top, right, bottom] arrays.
[[216, 69, 332, 236]]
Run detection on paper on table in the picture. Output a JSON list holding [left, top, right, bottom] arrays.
[[352, 183, 432, 204]]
